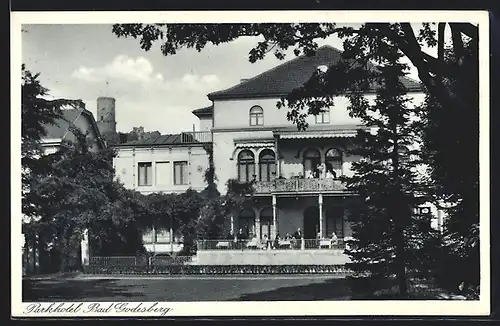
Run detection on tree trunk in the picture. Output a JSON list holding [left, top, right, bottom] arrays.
[[394, 222, 408, 297]]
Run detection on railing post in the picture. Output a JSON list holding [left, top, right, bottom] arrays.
[[319, 194, 324, 238], [272, 195, 277, 240]]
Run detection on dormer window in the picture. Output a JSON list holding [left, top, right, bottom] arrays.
[[249, 105, 264, 126], [315, 107, 330, 124]]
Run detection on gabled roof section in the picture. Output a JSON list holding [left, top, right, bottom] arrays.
[[42, 108, 105, 149], [192, 105, 213, 117], [208, 45, 423, 100], [116, 132, 206, 147]]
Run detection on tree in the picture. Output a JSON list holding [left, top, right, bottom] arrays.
[[341, 44, 440, 297], [24, 128, 150, 270], [418, 40, 479, 294], [22, 66, 152, 269], [22, 65, 85, 222]]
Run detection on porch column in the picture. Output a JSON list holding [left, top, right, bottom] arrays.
[[231, 215, 236, 241], [319, 194, 324, 238], [255, 214, 261, 240], [272, 195, 277, 239], [274, 135, 281, 177], [81, 229, 90, 267]]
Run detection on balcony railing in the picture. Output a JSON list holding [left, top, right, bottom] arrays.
[[180, 131, 212, 143], [197, 239, 346, 251], [254, 178, 347, 194]]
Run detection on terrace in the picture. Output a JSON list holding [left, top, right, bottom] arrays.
[[253, 178, 347, 195]]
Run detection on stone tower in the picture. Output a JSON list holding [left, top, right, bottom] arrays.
[[96, 97, 119, 145]]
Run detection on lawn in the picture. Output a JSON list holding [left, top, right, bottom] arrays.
[[23, 274, 355, 302]]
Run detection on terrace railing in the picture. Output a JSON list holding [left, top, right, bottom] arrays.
[[196, 239, 346, 251], [180, 131, 212, 143], [254, 178, 347, 194]]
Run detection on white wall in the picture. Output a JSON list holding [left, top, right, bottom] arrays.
[[212, 96, 367, 130], [199, 117, 212, 132], [114, 145, 210, 194]]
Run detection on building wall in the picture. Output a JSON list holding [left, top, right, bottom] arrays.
[[198, 116, 212, 132], [212, 130, 362, 194], [195, 249, 350, 265], [114, 145, 209, 194], [212, 129, 274, 193], [212, 96, 368, 130]]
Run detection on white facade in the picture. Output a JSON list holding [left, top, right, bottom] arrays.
[[114, 145, 209, 194]]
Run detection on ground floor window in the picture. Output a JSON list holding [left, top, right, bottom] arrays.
[[259, 207, 273, 240]]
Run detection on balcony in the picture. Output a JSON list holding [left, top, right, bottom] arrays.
[[254, 178, 347, 195], [180, 131, 212, 143]]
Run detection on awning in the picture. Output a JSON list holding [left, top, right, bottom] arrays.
[[277, 130, 358, 139], [234, 142, 275, 149]]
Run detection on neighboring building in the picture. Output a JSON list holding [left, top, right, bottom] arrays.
[[113, 131, 212, 254], [41, 106, 105, 154], [96, 96, 120, 145], [113, 132, 211, 195]]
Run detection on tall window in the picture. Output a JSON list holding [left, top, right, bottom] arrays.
[[174, 161, 188, 185], [238, 150, 255, 182], [315, 108, 330, 124], [325, 148, 342, 178], [138, 162, 152, 186], [303, 148, 321, 178], [249, 106, 264, 126], [259, 149, 276, 181]]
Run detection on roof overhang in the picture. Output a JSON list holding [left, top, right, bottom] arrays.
[[275, 129, 359, 139]]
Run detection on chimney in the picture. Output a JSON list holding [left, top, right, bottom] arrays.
[[240, 78, 249, 83]]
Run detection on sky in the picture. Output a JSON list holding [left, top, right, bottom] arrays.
[[22, 24, 437, 135]]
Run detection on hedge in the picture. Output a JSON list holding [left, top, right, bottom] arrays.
[[83, 264, 353, 275]]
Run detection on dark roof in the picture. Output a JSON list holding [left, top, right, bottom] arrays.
[[192, 105, 213, 117], [117, 132, 201, 147], [42, 108, 105, 149], [208, 45, 423, 100]]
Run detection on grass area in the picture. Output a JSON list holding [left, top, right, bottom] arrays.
[[22, 273, 471, 302], [23, 274, 354, 301]]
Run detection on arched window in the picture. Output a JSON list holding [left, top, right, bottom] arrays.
[[303, 148, 321, 178], [249, 106, 264, 126], [259, 149, 276, 181], [238, 150, 255, 182], [239, 208, 255, 237], [315, 107, 330, 124], [325, 148, 342, 178]]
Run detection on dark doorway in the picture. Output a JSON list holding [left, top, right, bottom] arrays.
[[303, 206, 319, 239], [325, 206, 344, 239]]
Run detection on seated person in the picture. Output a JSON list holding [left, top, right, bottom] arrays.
[[325, 169, 336, 179], [306, 170, 315, 179], [330, 232, 338, 245], [273, 233, 280, 249], [261, 234, 269, 249]]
